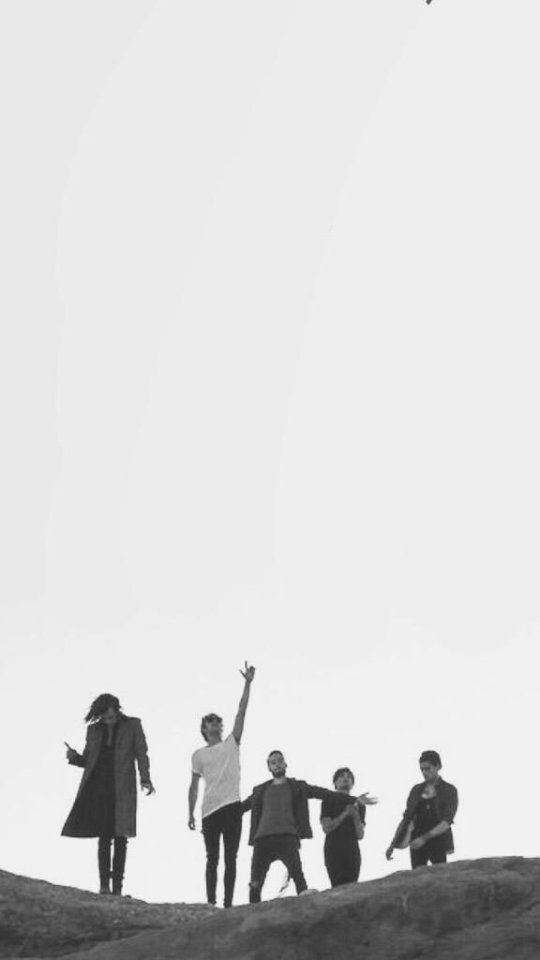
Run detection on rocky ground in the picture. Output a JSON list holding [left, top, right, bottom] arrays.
[[2, 858, 540, 960]]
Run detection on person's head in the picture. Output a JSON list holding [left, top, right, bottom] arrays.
[[200, 713, 223, 744], [419, 750, 442, 783], [332, 767, 355, 793], [85, 694, 122, 725], [267, 750, 287, 778]]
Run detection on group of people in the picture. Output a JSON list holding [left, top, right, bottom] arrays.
[[62, 664, 458, 904]]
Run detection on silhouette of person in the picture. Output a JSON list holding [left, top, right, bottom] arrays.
[[188, 663, 255, 908], [62, 693, 154, 895], [385, 750, 458, 868], [320, 767, 366, 887]]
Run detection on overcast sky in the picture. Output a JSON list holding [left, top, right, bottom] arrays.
[[1, 0, 539, 904]]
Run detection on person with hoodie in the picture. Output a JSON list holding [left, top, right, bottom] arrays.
[[242, 750, 377, 903], [62, 693, 154, 895], [385, 750, 458, 868]]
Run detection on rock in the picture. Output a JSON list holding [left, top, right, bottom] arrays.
[[0, 869, 214, 958], [2, 858, 540, 960]]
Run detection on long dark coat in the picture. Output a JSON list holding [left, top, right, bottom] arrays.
[[62, 715, 150, 838]]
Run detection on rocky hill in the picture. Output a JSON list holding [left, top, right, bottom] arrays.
[[2, 858, 540, 960]]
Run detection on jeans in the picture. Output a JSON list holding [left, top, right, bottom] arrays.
[[410, 837, 447, 869], [324, 840, 361, 887], [202, 801, 242, 907], [249, 834, 307, 903]]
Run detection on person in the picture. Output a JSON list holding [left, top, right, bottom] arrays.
[[385, 750, 458, 869], [242, 750, 377, 903], [320, 767, 366, 888], [62, 693, 154, 895], [188, 662, 256, 908]]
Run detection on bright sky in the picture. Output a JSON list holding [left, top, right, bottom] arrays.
[[1, 0, 539, 905]]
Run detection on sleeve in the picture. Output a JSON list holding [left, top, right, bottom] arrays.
[[320, 796, 332, 819], [358, 802, 367, 825], [240, 794, 253, 813], [439, 785, 458, 824], [303, 782, 338, 801], [134, 719, 151, 783], [191, 750, 203, 777]]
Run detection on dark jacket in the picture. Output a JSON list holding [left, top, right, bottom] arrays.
[[241, 778, 355, 846], [392, 777, 458, 852], [62, 715, 150, 838]]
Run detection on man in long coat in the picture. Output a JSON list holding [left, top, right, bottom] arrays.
[[63, 694, 154, 894]]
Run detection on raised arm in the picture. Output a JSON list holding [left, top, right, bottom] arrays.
[[188, 772, 201, 830], [232, 662, 256, 744]]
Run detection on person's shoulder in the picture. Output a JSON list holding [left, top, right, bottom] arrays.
[[121, 715, 141, 726], [438, 777, 457, 794], [253, 779, 272, 793]]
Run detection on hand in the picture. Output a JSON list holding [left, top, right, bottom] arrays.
[[64, 742, 78, 762], [409, 836, 426, 851], [240, 661, 256, 684], [141, 780, 155, 795], [188, 816, 196, 831], [385, 846, 394, 861], [356, 792, 378, 806]]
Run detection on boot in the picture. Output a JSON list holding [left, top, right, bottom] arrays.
[[112, 837, 127, 895], [98, 837, 112, 894]]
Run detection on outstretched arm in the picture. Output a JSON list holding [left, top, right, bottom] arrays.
[[232, 662, 256, 744]]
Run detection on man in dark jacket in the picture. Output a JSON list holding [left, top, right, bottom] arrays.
[[241, 750, 376, 903], [385, 749, 458, 868]]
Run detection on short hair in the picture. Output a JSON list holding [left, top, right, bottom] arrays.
[[85, 694, 121, 724], [419, 750, 442, 768], [200, 713, 223, 742], [332, 767, 355, 787], [267, 750, 284, 760]]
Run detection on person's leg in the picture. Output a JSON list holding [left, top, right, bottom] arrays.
[[410, 845, 430, 869], [279, 837, 308, 895], [426, 838, 447, 866], [202, 810, 221, 906], [98, 837, 112, 894], [249, 838, 274, 904], [112, 837, 128, 895], [222, 803, 243, 908]]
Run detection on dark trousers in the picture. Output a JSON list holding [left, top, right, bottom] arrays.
[[98, 836, 128, 893], [325, 841, 361, 888], [202, 801, 242, 907], [410, 837, 447, 869], [249, 834, 307, 903]]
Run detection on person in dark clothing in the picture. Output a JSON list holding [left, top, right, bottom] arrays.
[[321, 767, 366, 887], [385, 750, 458, 869], [62, 693, 154, 895], [242, 751, 377, 903]]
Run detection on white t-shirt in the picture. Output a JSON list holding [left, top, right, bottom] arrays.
[[191, 734, 241, 819]]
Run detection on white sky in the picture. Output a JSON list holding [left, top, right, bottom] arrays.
[[1, 0, 539, 905]]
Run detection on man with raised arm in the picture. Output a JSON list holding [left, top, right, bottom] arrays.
[[242, 750, 377, 903], [188, 662, 255, 908]]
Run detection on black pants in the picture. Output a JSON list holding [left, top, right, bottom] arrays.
[[249, 835, 307, 903], [202, 801, 242, 907], [98, 836, 128, 893], [410, 837, 447, 869], [325, 840, 361, 887]]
